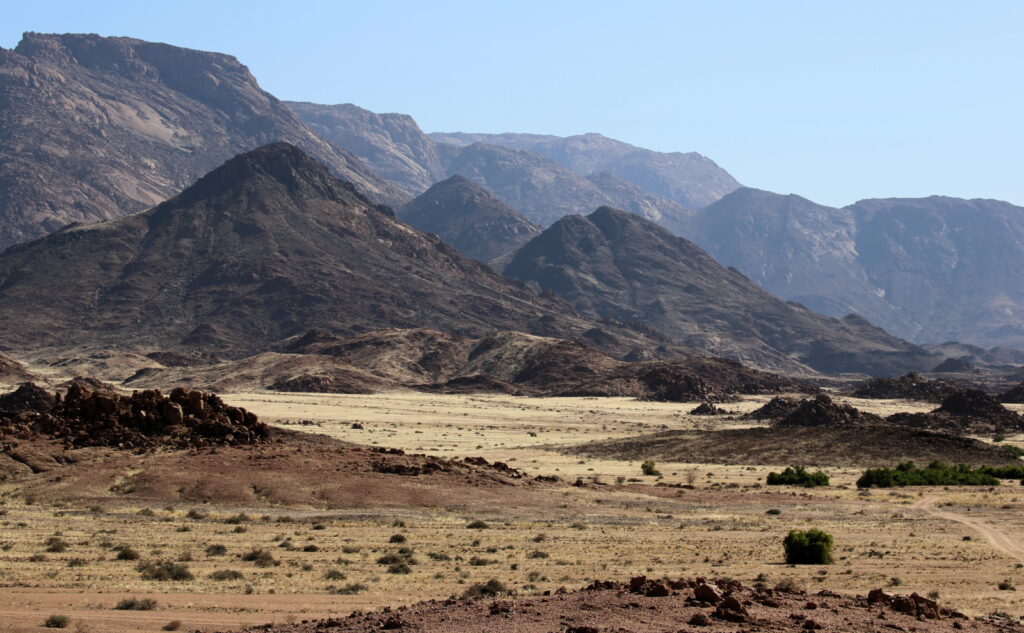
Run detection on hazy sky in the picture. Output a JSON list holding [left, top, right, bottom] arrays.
[[3, 1, 1022, 207]]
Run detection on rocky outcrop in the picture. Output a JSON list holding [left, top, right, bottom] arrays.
[[775, 395, 883, 428], [0, 382, 267, 450], [850, 372, 960, 402]]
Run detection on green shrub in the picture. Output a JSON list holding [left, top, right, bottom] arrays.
[[783, 529, 834, 565], [43, 615, 70, 628], [641, 460, 660, 476], [766, 466, 829, 487], [115, 597, 158, 610], [858, 461, 1002, 487]]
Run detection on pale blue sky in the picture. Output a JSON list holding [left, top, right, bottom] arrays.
[[3, 1, 1022, 207]]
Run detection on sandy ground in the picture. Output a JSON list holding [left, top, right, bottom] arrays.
[[2, 391, 1023, 632]]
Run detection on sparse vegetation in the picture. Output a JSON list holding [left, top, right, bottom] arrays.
[[137, 561, 194, 581], [162, 621, 182, 631], [466, 520, 489, 529], [208, 569, 244, 581], [783, 529, 834, 565], [766, 466, 829, 487], [115, 597, 158, 610], [240, 549, 278, 567]]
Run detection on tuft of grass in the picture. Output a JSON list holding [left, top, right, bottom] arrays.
[[43, 615, 70, 628], [115, 597, 158, 611]]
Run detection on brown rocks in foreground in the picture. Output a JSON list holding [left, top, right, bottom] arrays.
[[0, 382, 268, 451], [223, 576, 1018, 633]]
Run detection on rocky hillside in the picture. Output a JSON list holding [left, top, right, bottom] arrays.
[[398, 176, 541, 261], [431, 131, 741, 209], [0, 33, 405, 250], [694, 190, 1024, 348], [444, 143, 692, 229], [503, 206, 936, 376], [285, 101, 448, 196], [0, 143, 650, 359]]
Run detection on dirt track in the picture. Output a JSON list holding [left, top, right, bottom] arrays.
[[914, 495, 1024, 563]]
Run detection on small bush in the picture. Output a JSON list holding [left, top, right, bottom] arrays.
[[186, 509, 207, 520], [998, 579, 1016, 591], [527, 550, 549, 559], [324, 569, 346, 581], [44, 537, 69, 553], [205, 544, 227, 556], [641, 460, 661, 476], [116, 547, 140, 561], [67, 558, 88, 568], [766, 466, 829, 487], [783, 529, 834, 565], [331, 583, 367, 595], [43, 615, 70, 628], [209, 569, 245, 581], [387, 562, 411, 574], [240, 549, 278, 567], [389, 534, 406, 543], [224, 513, 250, 525], [137, 561, 194, 581], [462, 579, 509, 598], [766, 509, 782, 516], [115, 597, 158, 610], [466, 520, 489, 529], [162, 621, 182, 631]]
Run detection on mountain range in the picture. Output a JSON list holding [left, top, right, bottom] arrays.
[[0, 32, 405, 251]]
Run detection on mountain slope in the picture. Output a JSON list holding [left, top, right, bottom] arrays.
[[444, 143, 692, 230], [0, 33, 406, 250], [398, 176, 541, 262], [691, 190, 1024, 348], [0, 143, 635, 359], [430, 131, 740, 208], [285, 101, 448, 196], [503, 206, 935, 376]]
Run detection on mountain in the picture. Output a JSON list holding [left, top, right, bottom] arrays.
[[285, 103, 698, 234], [691, 188, 896, 321], [503, 206, 936, 376], [692, 190, 1024, 348], [0, 33, 406, 250], [0, 143, 648, 359], [443, 143, 692, 229], [285, 102, 449, 196], [398, 176, 541, 262], [429, 131, 741, 209]]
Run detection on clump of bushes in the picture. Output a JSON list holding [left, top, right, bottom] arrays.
[[209, 569, 244, 581], [641, 460, 661, 476], [857, 461, 1001, 488], [115, 546, 140, 561], [205, 544, 227, 556], [115, 597, 158, 610], [462, 579, 510, 598], [137, 561, 194, 581], [766, 466, 829, 487], [783, 529, 834, 565], [44, 537, 69, 553]]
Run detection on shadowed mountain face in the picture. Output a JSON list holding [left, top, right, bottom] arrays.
[[0, 33, 406, 251], [0, 143, 634, 359], [430, 131, 741, 209], [503, 206, 936, 376], [398, 176, 541, 262], [695, 190, 1024, 348]]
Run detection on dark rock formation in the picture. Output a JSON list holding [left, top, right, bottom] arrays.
[[774, 395, 883, 428], [399, 176, 541, 261], [850, 372, 961, 402]]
